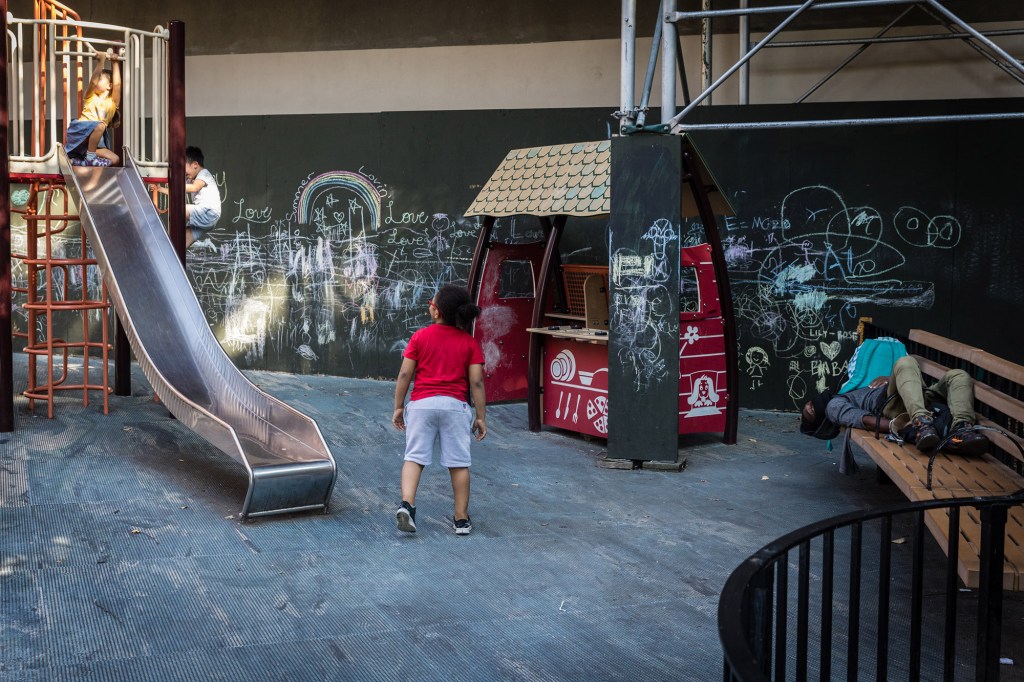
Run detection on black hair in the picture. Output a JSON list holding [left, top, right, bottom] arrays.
[[185, 146, 205, 167], [433, 284, 480, 333], [799, 389, 841, 440]]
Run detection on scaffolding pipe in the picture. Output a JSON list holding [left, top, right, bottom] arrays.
[[738, 0, 749, 104], [677, 111, 1024, 131], [934, 32, 1024, 87], [797, 6, 914, 103], [701, 0, 712, 105], [661, 0, 678, 124], [769, 27, 1024, 49], [923, 0, 1024, 81], [675, 30, 691, 105], [917, 6, 1024, 87], [672, 0, 920, 21], [670, 0, 817, 127], [636, 9, 664, 127], [620, 0, 637, 129]]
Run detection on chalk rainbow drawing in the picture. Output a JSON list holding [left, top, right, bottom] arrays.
[[295, 171, 382, 230]]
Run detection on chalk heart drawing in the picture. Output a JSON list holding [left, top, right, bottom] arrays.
[[820, 341, 842, 361]]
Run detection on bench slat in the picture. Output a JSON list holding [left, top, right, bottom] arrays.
[[850, 325, 1024, 590], [977, 416, 1024, 466], [971, 349, 1024, 386], [974, 383, 1024, 428], [851, 431, 1021, 495], [912, 355, 948, 382], [923, 506, 1024, 590], [909, 329, 979, 360], [849, 429, 1024, 589]]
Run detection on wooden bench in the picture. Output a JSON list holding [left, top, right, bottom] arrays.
[[848, 325, 1024, 590]]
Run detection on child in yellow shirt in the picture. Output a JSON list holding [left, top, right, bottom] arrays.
[[64, 51, 121, 167]]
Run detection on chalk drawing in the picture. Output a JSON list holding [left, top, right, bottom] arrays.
[[187, 167, 477, 372], [686, 183, 964, 406], [610, 218, 678, 390], [744, 346, 770, 390]]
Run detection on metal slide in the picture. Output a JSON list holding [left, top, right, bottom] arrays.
[[59, 149, 337, 518]]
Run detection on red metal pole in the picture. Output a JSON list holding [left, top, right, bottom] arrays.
[[168, 20, 186, 265], [1, 0, 14, 432]]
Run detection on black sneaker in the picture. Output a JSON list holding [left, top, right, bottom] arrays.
[[944, 421, 988, 456], [453, 517, 473, 536], [396, 501, 416, 533], [905, 414, 939, 452]]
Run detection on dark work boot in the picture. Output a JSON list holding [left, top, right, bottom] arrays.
[[943, 421, 989, 456], [907, 414, 939, 452]]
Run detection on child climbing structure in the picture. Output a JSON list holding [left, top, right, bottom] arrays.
[[1, 1, 337, 518]]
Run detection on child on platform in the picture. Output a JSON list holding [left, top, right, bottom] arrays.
[[392, 285, 487, 536], [65, 51, 121, 167], [184, 146, 222, 246]]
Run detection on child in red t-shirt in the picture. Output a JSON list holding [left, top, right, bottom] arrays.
[[392, 284, 486, 535]]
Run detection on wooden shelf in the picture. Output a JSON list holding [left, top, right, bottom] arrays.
[[527, 326, 609, 345], [544, 313, 586, 321]]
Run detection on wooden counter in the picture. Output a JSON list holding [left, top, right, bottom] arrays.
[[526, 326, 609, 345]]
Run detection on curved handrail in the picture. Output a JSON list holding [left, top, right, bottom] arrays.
[[719, 488, 1024, 681]]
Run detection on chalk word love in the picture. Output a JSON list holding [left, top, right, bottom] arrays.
[[231, 197, 273, 224]]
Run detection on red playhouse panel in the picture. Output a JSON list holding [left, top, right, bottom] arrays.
[[678, 320, 728, 434], [542, 338, 609, 438], [474, 243, 545, 402], [678, 244, 728, 434]]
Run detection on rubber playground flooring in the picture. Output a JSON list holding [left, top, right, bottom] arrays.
[[2, 355, 1022, 681]]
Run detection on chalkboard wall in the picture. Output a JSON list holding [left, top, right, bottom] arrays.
[[179, 100, 1022, 409], [184, 109, 612, 380], [684, 99, 1024, 409]]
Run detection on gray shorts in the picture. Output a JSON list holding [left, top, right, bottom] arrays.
[[403, 395, 473, 468], [187, 204, 220, 230]]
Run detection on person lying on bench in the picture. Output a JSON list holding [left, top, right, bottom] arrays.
[[800, 356, 988, 455]]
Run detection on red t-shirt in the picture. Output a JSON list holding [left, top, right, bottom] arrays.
[[403, 323, 485, 402]]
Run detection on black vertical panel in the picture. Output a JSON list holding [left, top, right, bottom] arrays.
[[607, 136, 681, 462]]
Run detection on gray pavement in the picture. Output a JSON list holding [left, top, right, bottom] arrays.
[[1, 354, 1021, 681]]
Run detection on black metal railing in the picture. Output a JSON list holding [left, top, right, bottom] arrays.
[[720, 491, 1024, 682]]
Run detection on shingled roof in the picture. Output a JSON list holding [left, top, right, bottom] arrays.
[[465, 140, 611, 218]]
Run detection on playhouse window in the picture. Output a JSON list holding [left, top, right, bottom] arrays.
[[680, 265, 700, 314], [498, 259, 535, 299]]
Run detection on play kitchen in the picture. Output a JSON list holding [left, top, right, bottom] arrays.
[[464, 136, 739, 461]]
